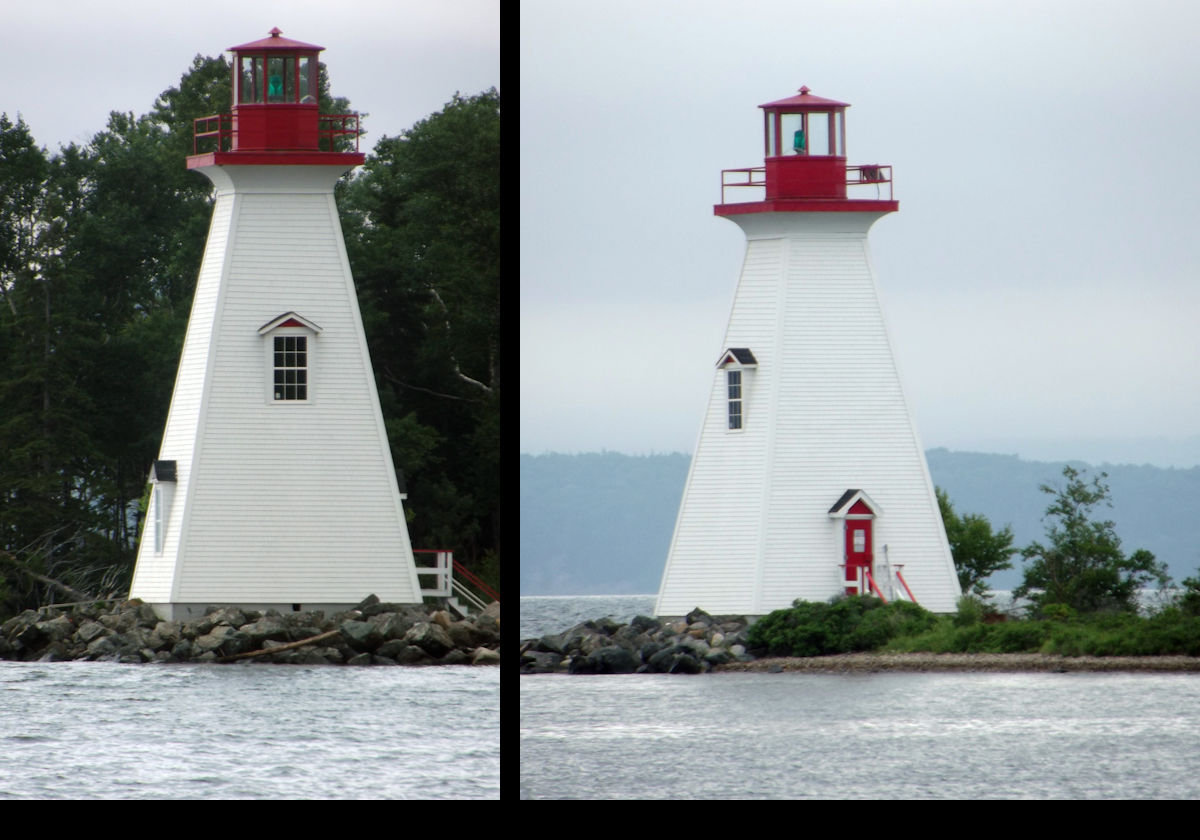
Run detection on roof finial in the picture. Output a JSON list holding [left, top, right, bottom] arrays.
[[799, 85, 811, 95], [269, 26, 282, 37]]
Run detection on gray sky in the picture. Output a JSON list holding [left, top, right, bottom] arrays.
[[520, 0, 1200, 467], [2, 0, 498, 152]]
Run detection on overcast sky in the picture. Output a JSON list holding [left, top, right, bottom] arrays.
[[520, 1, 1200, 467], [1, 0, 498, 151]]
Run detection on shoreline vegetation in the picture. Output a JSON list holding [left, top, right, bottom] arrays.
[[519, 597, 1200, 675]]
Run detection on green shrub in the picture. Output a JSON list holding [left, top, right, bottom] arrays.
[[954, 595, 987, 627], [985, 620, 1050, 653], [1040, 603, 1077, 622], [748, 595, 936, 656]]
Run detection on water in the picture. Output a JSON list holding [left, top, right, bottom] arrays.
[[521, 595, 1200, 799], [0, 661, 499, 799], [520, 594, 657, 639]]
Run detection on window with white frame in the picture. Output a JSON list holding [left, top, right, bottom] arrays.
[[727, 369, 742, 430], [154, 486, 164, 554], [273, 334, 308, 400]]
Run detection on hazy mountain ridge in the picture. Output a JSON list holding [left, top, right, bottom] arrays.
[[520, 449, 1200, 596]]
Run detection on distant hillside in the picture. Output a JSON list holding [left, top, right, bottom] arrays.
[[520, 449, 1200, 595]]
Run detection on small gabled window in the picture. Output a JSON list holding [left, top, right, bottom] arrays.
[[716, 347, 756, 432], [258, 312, 321, 404]]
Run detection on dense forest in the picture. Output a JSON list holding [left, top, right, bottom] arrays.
[[0, 55, 499, 617]]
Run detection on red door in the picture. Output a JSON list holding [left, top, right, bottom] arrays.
[[844, 510, 874, 595]]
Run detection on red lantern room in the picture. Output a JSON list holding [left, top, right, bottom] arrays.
[[188, 27, 363, 169], [716, 86, 897, 216]]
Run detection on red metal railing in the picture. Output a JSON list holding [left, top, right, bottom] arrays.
[[894, 568, 917, 603], [191, 113, 362, 155], [454, 558, 500, 602], [193, 114, 232, 154], [865, 569, 888, 602], [720, 166, 766, 203], [317, 114, 361, 152], [719, 164, 894, 204]]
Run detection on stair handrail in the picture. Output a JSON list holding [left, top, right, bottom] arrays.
[[453, 558, 499, 603], [452, 579, 489, 613], [864, 569, 888, 603], [894, 567, 918, 604]]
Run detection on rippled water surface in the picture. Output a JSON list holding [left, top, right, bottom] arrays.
[[0, 661, 498, 799], [522, 670, 1200, 799], [521, 596, 1200, 799]]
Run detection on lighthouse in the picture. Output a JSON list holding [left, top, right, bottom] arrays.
[[129, 29, 422, 620], [655, 87, 961, 617]]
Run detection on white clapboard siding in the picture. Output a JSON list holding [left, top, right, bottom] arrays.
[[129, 164, 421, 618], [656, 212, 960, 617]]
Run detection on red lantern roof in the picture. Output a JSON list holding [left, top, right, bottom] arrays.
[[229, 27, 324, 53], [759, 86, 850, 111]]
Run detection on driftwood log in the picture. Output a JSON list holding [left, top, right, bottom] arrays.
[[217, 629, 341, 663]]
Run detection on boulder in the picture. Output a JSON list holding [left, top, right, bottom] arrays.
[[585, 645, 638, 674], [76, 621, 107, 644], [339, 619, 383, 652], [472, 647, 500, 666], [394, 644, 434, 665], [404, 622, 454, 658]]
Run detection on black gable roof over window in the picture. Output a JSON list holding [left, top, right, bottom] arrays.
[[717, 347, 757, 367]]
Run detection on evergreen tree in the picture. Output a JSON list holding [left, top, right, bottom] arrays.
[[342, 89, 500, 586]]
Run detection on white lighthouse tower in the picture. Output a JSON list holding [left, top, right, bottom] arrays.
[[656, 87, 961, 617], [130, 29, 422, 620]]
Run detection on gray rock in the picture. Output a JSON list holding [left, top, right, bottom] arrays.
[[440, 649, 471, 665], [206, 607, 248, 629], [375, 639, 409, 659], [586, 645, 638, 674], [240, 616, 289, 647], [394, 644, 434, 665], [86, 636, 119, 659], [193, 626, 251, 656], [354, 594, 381, 612], [76, 621, 107, 643], [404, 622, 454, 658], [339, 619, 383, 652], [685, 607, 714, 626], [629, 615, 661, 634], [472, 647, 500, 665], [521, 650, 563, 673], [370, 612, 416, 641], [36, 615, 74, 643]]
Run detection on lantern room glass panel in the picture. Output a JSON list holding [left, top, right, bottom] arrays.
[[299, 55, 317, 103], [240, 56, 264, 103], [806, 114, 831, 156], [267, 56, 289, 102], [780, 113, 805, 155]]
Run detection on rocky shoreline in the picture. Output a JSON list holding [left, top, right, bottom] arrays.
[[521, 608, 754, 674], [1, 595, 500, 666], [520, 607, 1200, 674]]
